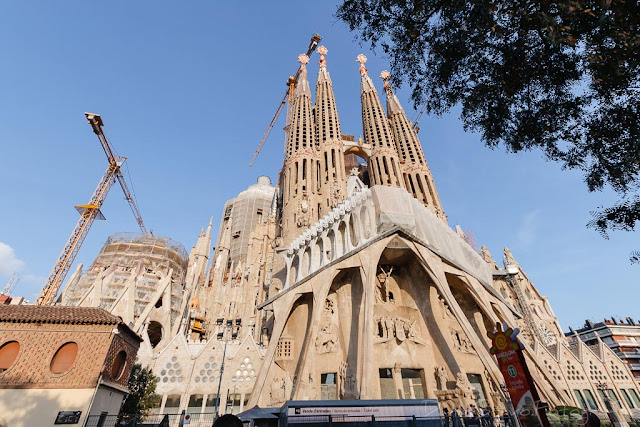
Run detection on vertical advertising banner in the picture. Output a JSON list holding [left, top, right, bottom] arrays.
[[487, 323, 550, 427]]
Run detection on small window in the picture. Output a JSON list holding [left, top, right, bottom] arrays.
[[379, 368, 395, 399], [165, 394, 181, 408], [621, 389, 635, 409], [111, 350, 127, 380], [187, 394, 204, 415], [574, 390, 587, 409], [0, 341, 20, 373], [51, 342, 79, 374], [607, 389, 623, 408], [205, 394, 220, 410], [628, 389, 640, 407], [321, 373, 337, 400], [583, 389, 599, 410], [402, 369, 426, 399]]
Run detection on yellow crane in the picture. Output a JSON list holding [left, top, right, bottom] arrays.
[[36, 113, 148, 306]]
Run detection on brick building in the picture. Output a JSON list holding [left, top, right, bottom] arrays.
[[0, 305, 142, 427]]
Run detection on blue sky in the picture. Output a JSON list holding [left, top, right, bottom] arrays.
[[0, 1, 636, 330]]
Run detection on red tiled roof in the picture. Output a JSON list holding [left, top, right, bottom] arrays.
[[0, 305, 123, 325]]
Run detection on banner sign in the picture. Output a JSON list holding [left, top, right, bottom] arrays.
[[287, 404, 441, 418], [487, 323, 550, 427]]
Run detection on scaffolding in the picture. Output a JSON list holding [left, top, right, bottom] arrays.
[[61, 232, 189, 326]]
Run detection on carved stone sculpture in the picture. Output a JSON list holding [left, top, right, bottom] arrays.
[[375, 316, 425, 344], [316, 321, 338, 353], [451, 329, 474, 353], [297, 192, 311, 227], [435, 365, 448, 391], [395, 318, 406, 341], [269, 376, 286, 405], [438, 294, 455, 319], [456, 372, 474, 398]]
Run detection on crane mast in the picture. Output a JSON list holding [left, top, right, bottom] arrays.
[[87, 113, 148, 235], [36, 113, 147, 306], [248, 34, 321, 167], [2, 272, 21, 296]]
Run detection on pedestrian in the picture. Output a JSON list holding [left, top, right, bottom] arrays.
[[452, 407, 463, 427], [582, 411, 599, 427], [502, 411, 510, 427], [444, 407, 451, 427], [486, 407, 495, 427]]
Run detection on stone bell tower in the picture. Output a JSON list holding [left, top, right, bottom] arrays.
[[315, 46, 347, 214], [357, 54, 405, 190], [281, 54, 321, 245], [381, 71, 446, 221]]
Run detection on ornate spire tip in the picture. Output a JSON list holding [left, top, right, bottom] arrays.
[[298, 54, 310, 65], [357, 54, 368, 75], [318, 46, 327, 68]]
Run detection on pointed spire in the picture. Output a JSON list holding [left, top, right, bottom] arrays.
[[315, 46, 346, 209], [281, 53, 321, 243], [315, 46, 341, 142], [295, 54, 311, 98], [357, 54, 377, 93], [380, 70, 405, 116], [207, 216, 213, 235], [317, 45, 330, 83], [286, 53, 316, 158], [382, 69, 446, 220], [381, 69, 426, 165], [357, 54, 405, 189], [357, 55, 396, 151]]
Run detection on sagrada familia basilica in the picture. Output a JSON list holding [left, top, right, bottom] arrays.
[[59, 47, 640, 419]]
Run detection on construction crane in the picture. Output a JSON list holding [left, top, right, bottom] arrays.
[[412, 101, 428, 133], [36, 113, 148, 306], [2, 272, 21, 296], [248, 33, 321, 167]]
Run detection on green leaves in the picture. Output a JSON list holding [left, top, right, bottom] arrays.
[[121, 363, 161, 416], [336, 0, 640, 259]]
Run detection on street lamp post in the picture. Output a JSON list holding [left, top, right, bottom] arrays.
[[500, 383, 522, 427], [214, 324, 232, 418]]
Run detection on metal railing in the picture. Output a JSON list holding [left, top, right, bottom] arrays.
[[84, 412, 216, 427]]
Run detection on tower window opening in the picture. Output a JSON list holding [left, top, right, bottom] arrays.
[[382, 157, 391, 184], [324, 152, 329, 182], [408, 174, 417, 197], [391, 160, 400, 187], [148, 321, 163, 348], [416, 175, 428, 203]]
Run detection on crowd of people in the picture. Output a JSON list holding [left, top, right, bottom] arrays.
[[443, 406, 514, 427]]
